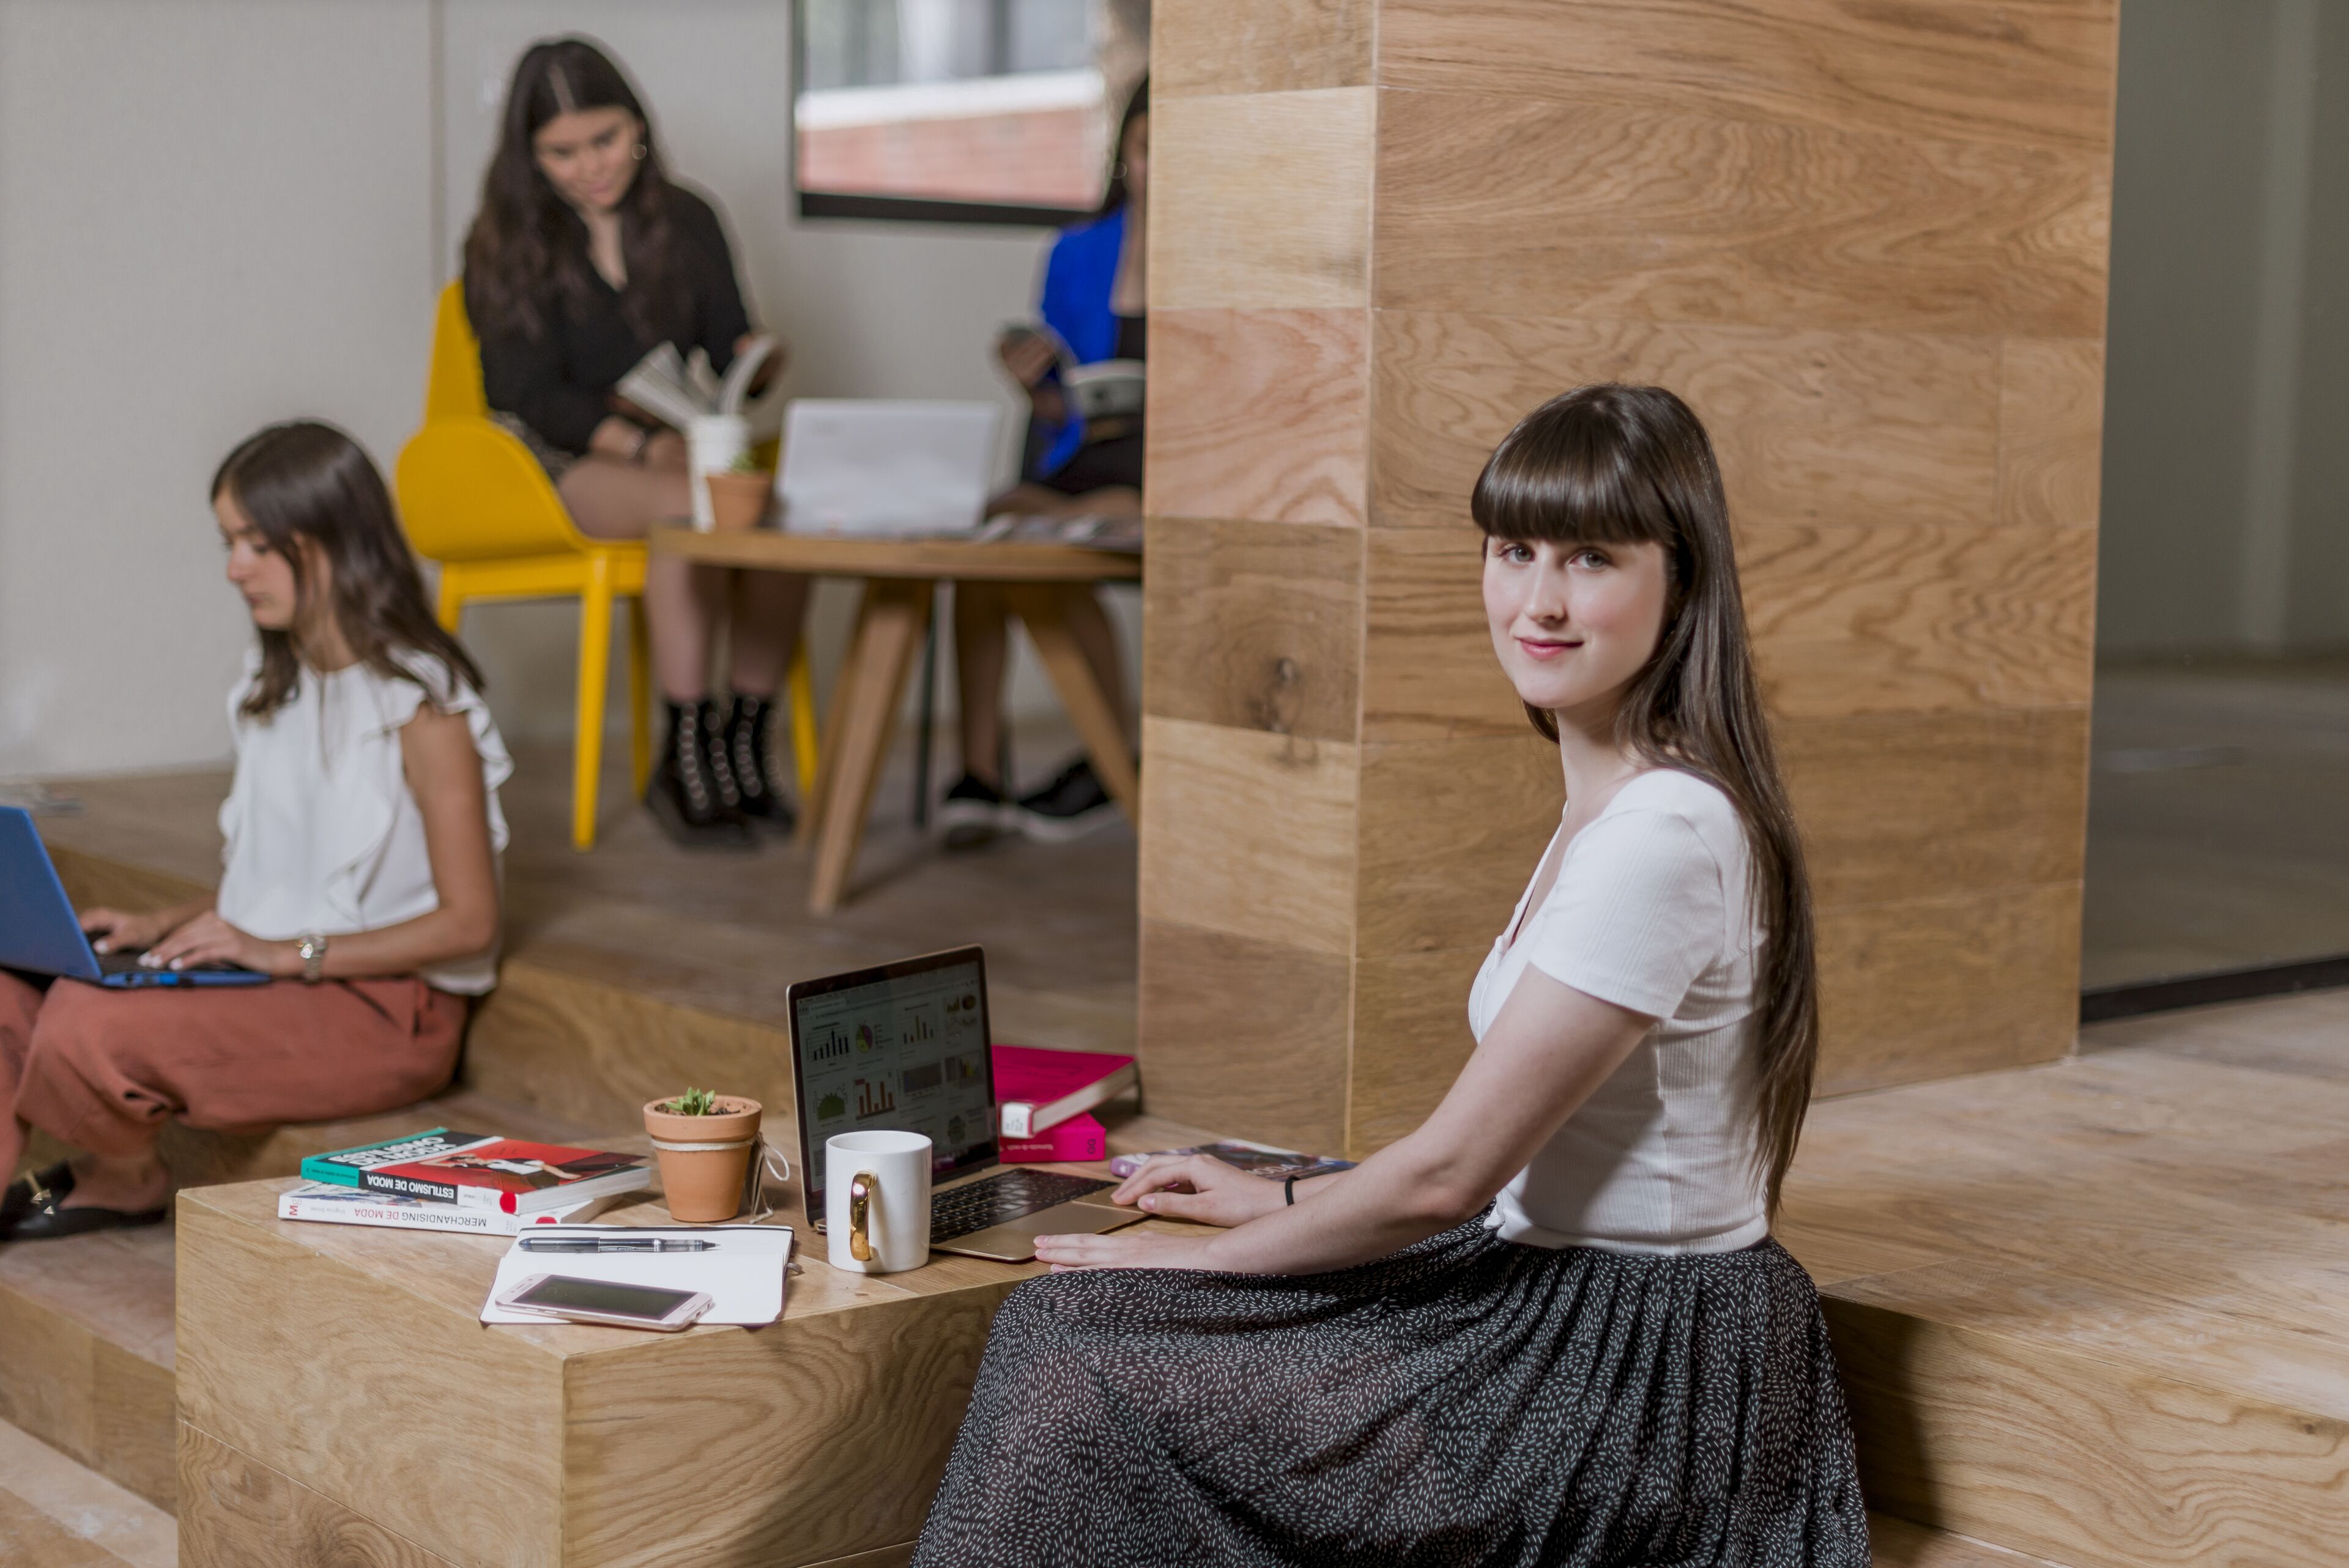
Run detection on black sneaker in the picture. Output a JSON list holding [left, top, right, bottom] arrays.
[[938, 772, 1013, 851], [1015, 756, 1119, 842]]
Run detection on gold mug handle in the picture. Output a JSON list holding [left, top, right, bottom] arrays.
[[848, 1170, 878, 1263]]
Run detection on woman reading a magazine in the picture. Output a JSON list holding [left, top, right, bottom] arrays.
[[464, 36, 804, 847], [912, 387, 1869, 1567], [940, 78, 1150, 848], [0, 422, 508, 1243]]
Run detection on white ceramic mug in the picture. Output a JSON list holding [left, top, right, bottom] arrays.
[[686, 413, 750, 531], [825, 1130, 932, 1274]]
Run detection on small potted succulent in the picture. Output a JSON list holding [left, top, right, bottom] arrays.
[[643, 1087, 763, 1222], [704, 449, 773, 533]]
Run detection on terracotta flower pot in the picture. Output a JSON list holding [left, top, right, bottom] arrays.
[[643, 1095, 763, 1222], [705, 470, 772, 533]]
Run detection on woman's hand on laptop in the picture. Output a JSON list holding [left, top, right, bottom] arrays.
[[80, 903, 198, 956], [139, 912, 286, 975], [1110, 1154, 1288, 1228]]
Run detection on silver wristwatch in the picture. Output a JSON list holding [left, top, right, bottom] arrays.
[[297, 931, 329, 985]]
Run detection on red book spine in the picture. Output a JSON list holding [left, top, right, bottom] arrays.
[[1000, 1112, 1107, 1164]]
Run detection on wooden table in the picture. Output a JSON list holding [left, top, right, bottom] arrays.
[[176, 1118, 1208, 1567], [652, 527, 1142, 914]]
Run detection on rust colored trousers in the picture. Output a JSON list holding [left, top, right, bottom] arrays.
[[0, 971, 464, 1180]]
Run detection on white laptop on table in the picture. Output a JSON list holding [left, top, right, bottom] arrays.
[[776, 401, 1000, 537]]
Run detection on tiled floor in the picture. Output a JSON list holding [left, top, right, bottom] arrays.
[[0, 1419, 174, 1568], [2085, 654, 2349, 988]]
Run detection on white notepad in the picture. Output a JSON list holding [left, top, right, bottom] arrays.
[[480, 1223, 795, 1327]]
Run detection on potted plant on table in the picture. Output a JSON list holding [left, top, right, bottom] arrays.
[[704, 449, 773, 533], [643, 1087, 764, 1222]]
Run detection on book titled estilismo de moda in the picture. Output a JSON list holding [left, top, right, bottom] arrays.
[[358, 1139, 650, 1215]]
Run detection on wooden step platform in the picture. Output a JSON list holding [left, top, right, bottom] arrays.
[[0, 1416, 176, 1568], [3, 1089, 595, 1514], [1780, 987, 2349, 1568]]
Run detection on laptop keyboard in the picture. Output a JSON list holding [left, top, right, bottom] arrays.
[[932, 1169, 1115, 1243]]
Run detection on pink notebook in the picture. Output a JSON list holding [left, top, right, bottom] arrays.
[[992, 1045, 1138, 1137]]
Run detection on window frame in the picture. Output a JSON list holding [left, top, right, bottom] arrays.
[[791, 0, 1103, 229]]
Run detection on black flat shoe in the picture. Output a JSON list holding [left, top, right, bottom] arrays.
[[5, 1189, 168, 1243], [1, 1161, 71, 1229]]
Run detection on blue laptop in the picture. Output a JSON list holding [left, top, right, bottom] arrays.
[[0, 807, 268, 988]]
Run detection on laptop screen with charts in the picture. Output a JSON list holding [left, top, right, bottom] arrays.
[[0, 807, 267, 988], [776, 400, 1000, 536], [787, 946, 1000, 1218]]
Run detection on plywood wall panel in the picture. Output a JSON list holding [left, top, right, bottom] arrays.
[[1354, 734, 1560, 958], [1143, 517, 1362, 741], [1156, 0, 1373, 97], [1374, 91, 2111, 338], [1816, 884, 2085, 1095], [1148, 308, 1370, 526], [1783, 709, 2092, 908], [1379, 0, 2119, 155], [1138, 716, 1359, 956], [1742, 521, 2099, 719], [1351, 945, 1488, 1154], [1999, 338, 2109, 526], [1153, 89, 1375, 310], [1360, 525, 1523, 742], [1138, 920, 1352, 1152], [1370, 312, 2005, 531]]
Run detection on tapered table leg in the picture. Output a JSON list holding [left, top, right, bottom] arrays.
[[807, 579, 934, 913], [1004, 582, 1138, 818]]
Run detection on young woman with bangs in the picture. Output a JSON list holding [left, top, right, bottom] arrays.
[[911, 385, 1869, 1567]]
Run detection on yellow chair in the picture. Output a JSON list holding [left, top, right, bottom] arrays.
[[393, 281, 817, 849]]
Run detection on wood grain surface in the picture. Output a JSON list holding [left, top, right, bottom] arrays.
[[1814, 884, 2082, 1093], [1781, 709, 2090, 907], [1141, 516, 1362, 741], [1148, 308, 1369, 527], [1348, 945, 1489, 1153], [1379, 0, 2120, 153], [0, 1227, 177, 1512], [1136, 919, 1351, 1152], [1152, 88, 1373, 310], [1998, 338, 2107, 525], [178, 1425, 458, 1568], [1373, 90, 2110, 337], [1137, 716, 1359, 956], [1154, 0, 1371, 97], [1354, 734, 1560, 957], [1359, 526, 1522, 741], [1742, 521, 2097, 718], [1370, 311, 2005, 532]]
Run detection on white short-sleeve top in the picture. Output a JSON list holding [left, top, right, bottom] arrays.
[[1468, 769, 1768, 1256], [214, 649, 512, 996]]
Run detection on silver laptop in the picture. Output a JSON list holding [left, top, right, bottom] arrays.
[[786, 946, 1141, 1262], [776, 400, 1000, 536]]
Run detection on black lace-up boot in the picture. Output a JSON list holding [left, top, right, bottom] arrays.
[[722, 693, 795, 834], [647, 699, 754, 848]]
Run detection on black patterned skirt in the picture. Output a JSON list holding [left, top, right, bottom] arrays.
[[912, 1219, 1868, 1568]]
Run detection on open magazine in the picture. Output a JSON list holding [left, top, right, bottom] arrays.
[[616, 336, 785, 442]]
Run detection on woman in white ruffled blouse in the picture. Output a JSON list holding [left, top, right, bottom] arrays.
[[0, 421, 508, 1242]]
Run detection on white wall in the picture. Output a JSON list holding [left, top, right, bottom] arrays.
[[2098, 0, 2349, 655], [0, 0, 1132, 780], [0, 0, 436, 775]]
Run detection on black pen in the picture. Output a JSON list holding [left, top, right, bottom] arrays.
[[516, 1237, 718, 1252]]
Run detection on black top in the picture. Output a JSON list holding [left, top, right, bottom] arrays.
[[466, 186, 752, 456]]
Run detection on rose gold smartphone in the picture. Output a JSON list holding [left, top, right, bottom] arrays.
[[495, 1274, 714, 1332]]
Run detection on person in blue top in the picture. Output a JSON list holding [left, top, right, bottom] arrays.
[[940, 80, 1148, 848]]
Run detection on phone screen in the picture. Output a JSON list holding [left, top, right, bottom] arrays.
[[512, 1276, 698, 1320]]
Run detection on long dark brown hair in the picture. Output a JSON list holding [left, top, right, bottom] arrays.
[[1095, 75, 1148, 217], [462, 37, 681, 344], [1471, 384, 1819, 1213], [212, 422, 484, 720]]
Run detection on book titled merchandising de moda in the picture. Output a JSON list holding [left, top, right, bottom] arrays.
[[275, 1182, 621, 1236], [358, 1138, 651, 1215]]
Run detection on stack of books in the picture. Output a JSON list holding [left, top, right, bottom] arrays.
[[993, 1046, 1138, 1164], [275, 1129, 651, 1237]]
